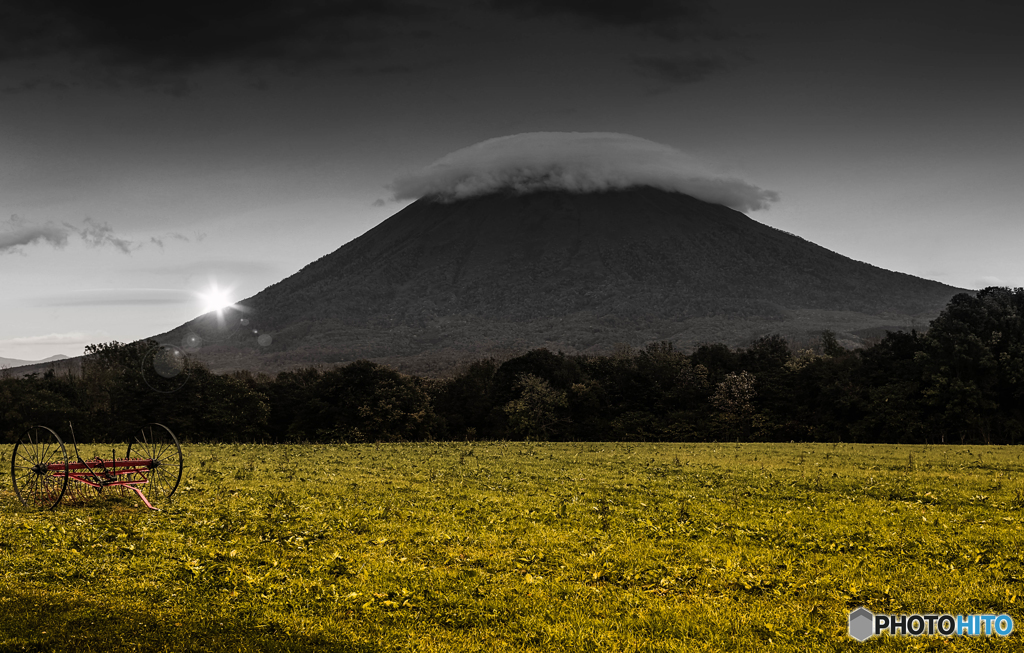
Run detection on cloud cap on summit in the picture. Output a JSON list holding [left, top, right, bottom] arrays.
[[391, 132, 778, 212]]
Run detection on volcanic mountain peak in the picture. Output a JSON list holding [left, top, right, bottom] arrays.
[[391, 132, 779, 212], [162, 187, 964, 374]]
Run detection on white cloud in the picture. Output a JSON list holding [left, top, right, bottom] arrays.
[[32, 288, 195, 307], [391, 132, 779, 212], [0, 215, 69, 253], [2, 216, 204, 255], [0, 331, 109, 347], [149, 232, 194, 249], [64, 217, 138, 254]]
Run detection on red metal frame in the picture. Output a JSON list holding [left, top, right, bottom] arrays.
[[48, 458, 160, 510]]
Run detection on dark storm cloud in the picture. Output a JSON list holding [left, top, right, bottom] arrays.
[[491, 0, 712, 33], [1, 78, 70, 94], [631, 55, 728, 85], [490, 0, 732, 82], [0, 0, 443, 91], [0, 0, 736, 93]]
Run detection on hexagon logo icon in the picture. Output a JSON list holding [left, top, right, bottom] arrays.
[[849, 607, 874, 641]]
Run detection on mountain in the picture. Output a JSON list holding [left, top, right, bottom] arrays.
[[0, 354, 69, 370], [159, 187, 965, 374]]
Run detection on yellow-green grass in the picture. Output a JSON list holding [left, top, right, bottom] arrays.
[[2, 441, 1024, 652]]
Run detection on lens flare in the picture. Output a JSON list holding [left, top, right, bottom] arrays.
[[181, 332, 203, 353], [151, 345, 185, 379], [141, 344, 190, 393], [199, 285, 233, 314]]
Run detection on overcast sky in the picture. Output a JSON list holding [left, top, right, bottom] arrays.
[[1, 0, 1021, 360]]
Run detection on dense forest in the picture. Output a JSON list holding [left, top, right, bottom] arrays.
[[2, 287, 1022, 446]]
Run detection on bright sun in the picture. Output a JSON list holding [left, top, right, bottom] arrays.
[[199, 286, 233, 314]]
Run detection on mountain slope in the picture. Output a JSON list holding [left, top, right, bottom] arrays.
[[160, 188, 965, 374], [0, 354, 69, 370]]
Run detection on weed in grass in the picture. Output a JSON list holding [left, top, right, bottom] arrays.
[[3, 442, 1024, 651]]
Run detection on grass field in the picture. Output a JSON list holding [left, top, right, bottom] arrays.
[[2, 441, 1024, 652]]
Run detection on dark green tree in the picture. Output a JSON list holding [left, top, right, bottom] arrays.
[[503, 373, 570, 441], [431, 359, 499, 439], [917, 288, 1024, 443], [291, 360, 438, 442]]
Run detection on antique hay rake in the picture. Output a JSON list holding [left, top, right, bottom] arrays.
[[10, 423, 183, 511]]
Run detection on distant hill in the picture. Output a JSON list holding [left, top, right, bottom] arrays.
[[152, 187, 965, 375], [0, 354, 69, 370]]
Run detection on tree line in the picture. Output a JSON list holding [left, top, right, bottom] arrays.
[[2, 287, 1021, 445]]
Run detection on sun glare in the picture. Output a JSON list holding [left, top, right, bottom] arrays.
[[199, 285, 233, 314]]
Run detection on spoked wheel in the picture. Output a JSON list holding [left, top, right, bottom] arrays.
[[11, 426, 69, 510], [126, 423, 183, 506]]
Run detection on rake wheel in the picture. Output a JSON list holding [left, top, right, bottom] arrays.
[[11, 426, 69, 510], [126, 423, 183, 506]]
